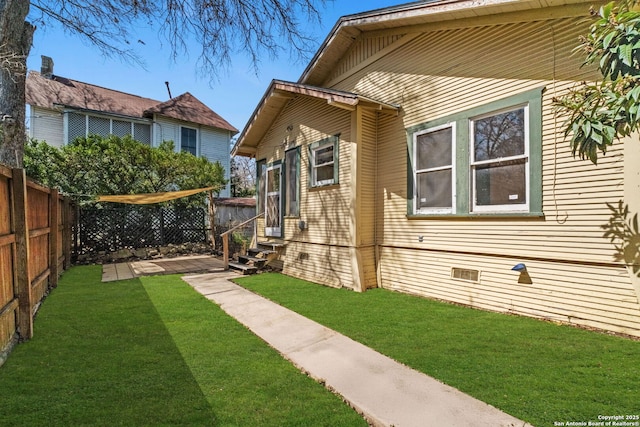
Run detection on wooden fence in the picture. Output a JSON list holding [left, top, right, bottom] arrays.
[[0, 166, 73, 363]]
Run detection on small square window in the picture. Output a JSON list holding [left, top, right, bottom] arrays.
[[309, 137, 338, 187]]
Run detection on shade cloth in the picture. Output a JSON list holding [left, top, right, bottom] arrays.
[[97, 187, 214, 204]]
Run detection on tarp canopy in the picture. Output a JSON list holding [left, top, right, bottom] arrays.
[[97, 187, 215, 204]]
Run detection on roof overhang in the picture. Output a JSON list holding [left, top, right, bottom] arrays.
[[300, 0, 600, 86], [231, 80, 399, 157]]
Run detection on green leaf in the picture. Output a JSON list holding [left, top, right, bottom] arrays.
[[603, 31, 616, 49], [620, 42, 633, 66]]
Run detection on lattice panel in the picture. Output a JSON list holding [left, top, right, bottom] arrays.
[[112, 120, 132, 137], [134, 123, 152, 145], [78, 205, 208, 254], [88, 116, 110, 135], [67, 112, 86, 143]]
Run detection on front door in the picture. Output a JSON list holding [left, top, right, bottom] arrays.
[[265, 163, 282, 237]]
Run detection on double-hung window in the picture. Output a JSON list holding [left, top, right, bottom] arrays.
[[309, 136, 339, 188], [407, 87, 542, 217], [471, 106, 528, 212], [414, 124, 455, 214], [181, 127, 197, 155]]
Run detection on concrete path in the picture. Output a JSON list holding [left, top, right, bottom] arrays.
[[183, 272, 532, 427]]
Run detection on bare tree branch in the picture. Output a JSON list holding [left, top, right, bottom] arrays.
[[28, 0, 329, 79]]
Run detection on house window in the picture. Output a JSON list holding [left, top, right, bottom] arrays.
[[414, 124, 455, 214], [407, 87, 542, 217], [471, 106, 528, 212], [181, 127, 197, 155], [285, 147, 300, 217], [309, 135, 339, 188]]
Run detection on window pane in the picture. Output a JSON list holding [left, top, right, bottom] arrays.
[[267, 168, 280, 193], [474, 108, 524, 161], [285, 149, 299, 216], [315, 145, 334, 166], [416, 127, 452, 170], [475, 160, 526, 206], [417, 169, 452, 209], [315, 164, 334, 183], [181, 127, 197, 155]]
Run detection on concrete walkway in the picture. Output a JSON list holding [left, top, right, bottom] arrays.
[[183, 272, 532, 427]]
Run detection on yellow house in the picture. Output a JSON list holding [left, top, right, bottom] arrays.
[[232, 0, 640, 338]]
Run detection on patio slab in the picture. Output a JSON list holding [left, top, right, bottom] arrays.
[[102, 255, 225, 282]]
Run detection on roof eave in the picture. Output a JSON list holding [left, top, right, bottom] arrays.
[[299, 0, 597, 86], [231, 80, 398, 157]]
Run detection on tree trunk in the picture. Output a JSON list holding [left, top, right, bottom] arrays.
[[0, 0, 35, 168]]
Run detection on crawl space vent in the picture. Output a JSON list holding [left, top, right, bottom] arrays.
[[451, 267, 480, 283]]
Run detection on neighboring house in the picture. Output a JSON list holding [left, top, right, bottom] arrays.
[[26, 57, 238, 196], [213, 197, 257, 225], [232, 0, 640, 338]]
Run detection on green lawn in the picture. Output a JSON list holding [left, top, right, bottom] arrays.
[[0, 266, 366, 427], [234, 273, 640, 427]]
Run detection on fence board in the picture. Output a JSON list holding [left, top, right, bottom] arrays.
[[0, 167, 74, 365], [12, 168, 32, 342]]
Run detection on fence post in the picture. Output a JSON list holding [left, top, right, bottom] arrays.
[[49, 189, 59, 288], [11, 168, 32, 340], [223, 233, 229, 270], [62, 198, 71, 268]]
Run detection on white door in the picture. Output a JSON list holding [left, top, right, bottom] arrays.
[[265, 163, 282, 237]]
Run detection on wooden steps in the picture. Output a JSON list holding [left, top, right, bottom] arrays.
[[228, 242, 283, 275]]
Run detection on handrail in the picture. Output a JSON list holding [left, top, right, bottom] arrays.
[[220, 212, 264, 237], [221, 212, 264, 270]]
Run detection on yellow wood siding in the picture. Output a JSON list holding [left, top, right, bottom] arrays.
[[255, 96, 352, 246], [379, 246, 640, 337], [281, 241, 355, 289], [331, 14, 639, 335], [358, 110, 378, 246], [327, 34, 405, 84]]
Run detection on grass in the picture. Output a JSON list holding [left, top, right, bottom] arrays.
[[234, 273, 640, 427], [0, 266, 366, 426]]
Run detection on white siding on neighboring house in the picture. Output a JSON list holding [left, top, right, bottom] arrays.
[[153, 117, 180, 149], [201, 127, 232, 197], [29, 106, 64, 147], [153, 116, 232, 197]]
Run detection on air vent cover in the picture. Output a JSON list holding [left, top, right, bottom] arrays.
[[451, 267, 480, 283]]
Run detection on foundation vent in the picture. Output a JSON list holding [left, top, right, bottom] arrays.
[[451, 267, 480, 283]]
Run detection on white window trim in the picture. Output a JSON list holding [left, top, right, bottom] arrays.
[[311, 141, 335, 187], [413, 122, 456, 215], [469, 104, 530, 213]]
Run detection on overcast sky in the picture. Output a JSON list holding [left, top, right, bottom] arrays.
[[26, 1, 410, 135]]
